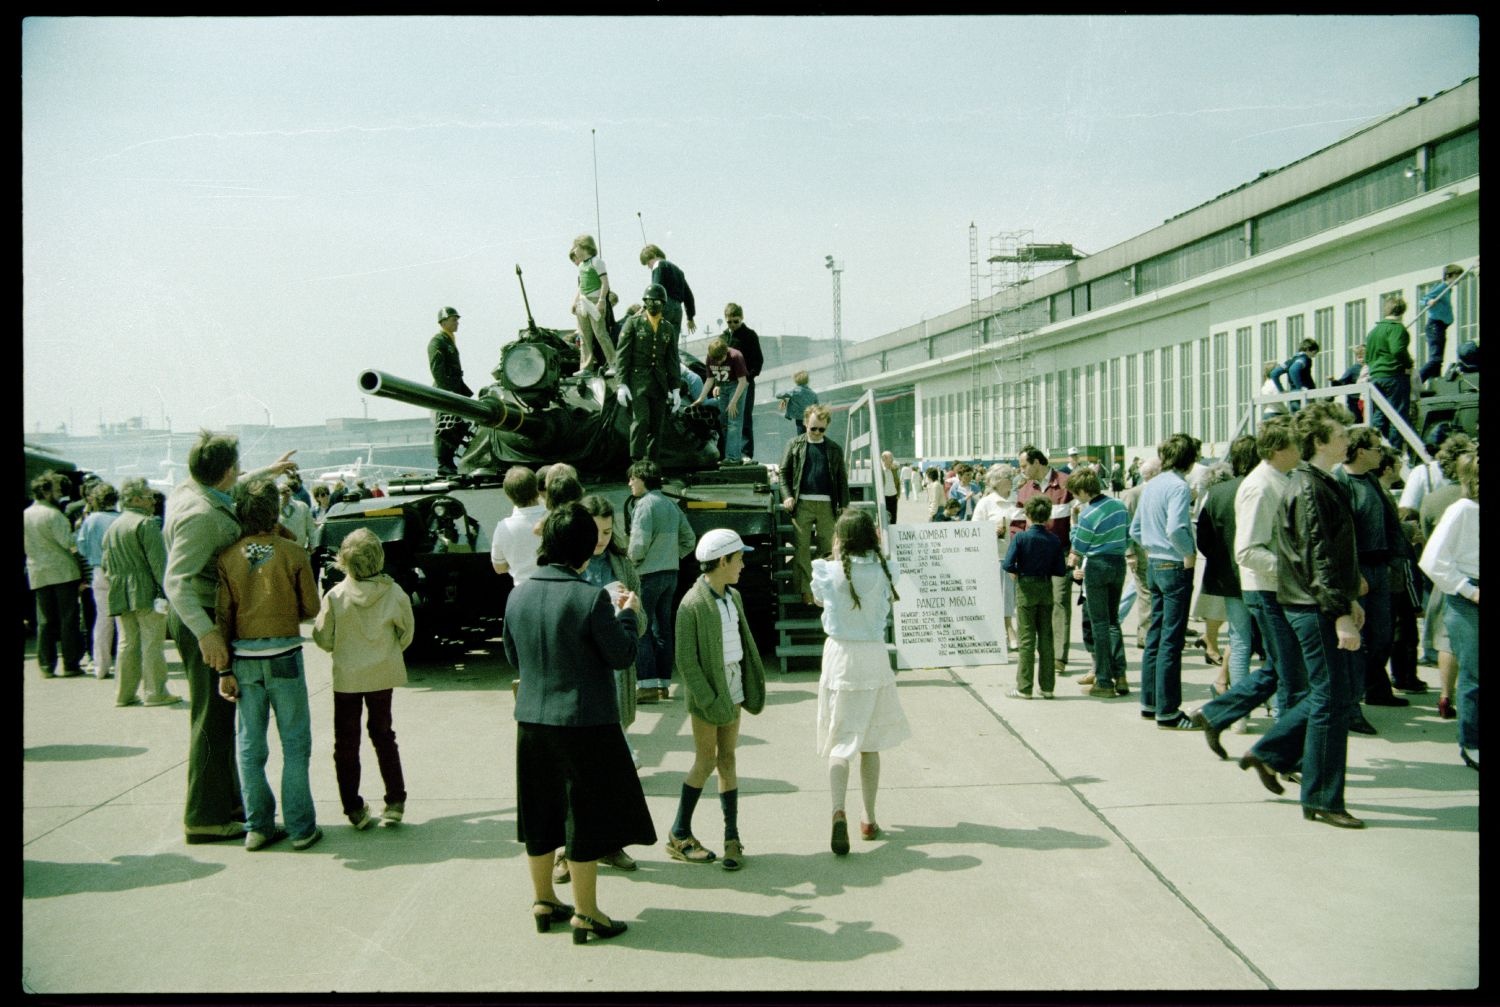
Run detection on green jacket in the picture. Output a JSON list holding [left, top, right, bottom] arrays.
[[675, 576, 766, 724], [616, 312, 679, 397], [103, 509, 167, 615], [1364, 318, 1413, 379]]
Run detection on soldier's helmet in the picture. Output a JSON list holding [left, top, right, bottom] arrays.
[[438, 306, 461, 322], [642, 284, 667, 303]]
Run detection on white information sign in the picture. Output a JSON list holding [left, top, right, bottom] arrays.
[[888, 522, 1007, 668]]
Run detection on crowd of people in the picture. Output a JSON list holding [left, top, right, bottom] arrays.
[[908, 409, 1478, 831], [24, 265, 1477, 944]]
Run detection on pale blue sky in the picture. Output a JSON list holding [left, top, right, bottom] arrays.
[[22, 15, 1478, 433]]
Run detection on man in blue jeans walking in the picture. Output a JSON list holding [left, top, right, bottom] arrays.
[[1238, 401, 1367, 829], [1129, 433, 1203, 731], [1190, 416, 1308, 758]]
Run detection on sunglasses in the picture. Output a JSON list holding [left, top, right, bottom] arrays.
[[807, 425, 827, 432]]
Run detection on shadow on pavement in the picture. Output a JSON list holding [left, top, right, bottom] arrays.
[[1350, 757, 1483, 794], [24, 854, 225, 899], [1342, 801, 1479, 832], [635, 772, 800, 800], [608, 843, 981, 899], [24, 745, 148, 762], [625, 905, 901, 960], [329, 807, 527, 872]]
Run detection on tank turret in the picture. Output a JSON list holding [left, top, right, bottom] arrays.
[[361, 325, 722, 479]]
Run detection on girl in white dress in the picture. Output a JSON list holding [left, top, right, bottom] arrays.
[[811, 508, 911, 855]]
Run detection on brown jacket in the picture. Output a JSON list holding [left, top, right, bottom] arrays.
[[215, 533, 320, 643]]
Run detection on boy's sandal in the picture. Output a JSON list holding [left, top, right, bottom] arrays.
[[665, 834, 717, 863]]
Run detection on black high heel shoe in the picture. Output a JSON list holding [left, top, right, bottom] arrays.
[[533, 899, 574, 933], [571, 912, 628, 944]]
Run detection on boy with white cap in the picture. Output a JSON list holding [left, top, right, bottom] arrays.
[[665, 529, 767, 872]]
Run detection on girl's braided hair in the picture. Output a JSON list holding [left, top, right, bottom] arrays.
[[834, 507, 899, 610]]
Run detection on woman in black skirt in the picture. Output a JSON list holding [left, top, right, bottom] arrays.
[[504, 503, 657, 944]]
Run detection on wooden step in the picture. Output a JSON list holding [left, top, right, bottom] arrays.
[[774, 643, 825, 658]]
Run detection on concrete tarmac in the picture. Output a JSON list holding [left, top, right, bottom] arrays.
[[22, 496, 1479, 994]]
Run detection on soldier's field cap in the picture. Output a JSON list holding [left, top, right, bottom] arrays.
[[696, 528, 753, 562], [438, 306, 461, 322]]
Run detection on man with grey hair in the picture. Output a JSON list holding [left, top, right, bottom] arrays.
[[164, 430, 296, 844]]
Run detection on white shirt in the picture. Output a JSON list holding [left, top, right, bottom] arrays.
[[1399, 461, 1449, 513], [490, 503, 548, 583], [1418, 498, 1479, 601], [1233, 460, 1292, 594]]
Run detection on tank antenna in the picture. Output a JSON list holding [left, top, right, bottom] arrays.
[[515, 264, 540, 337], [591, 128, 602, 250], [637, 211, 647, 246]]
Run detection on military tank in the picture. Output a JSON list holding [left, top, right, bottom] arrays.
[[317, 269, 784, 653]]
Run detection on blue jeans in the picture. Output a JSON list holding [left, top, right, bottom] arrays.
[[1419, 318, 1449, 384], [1444, 594, 1479, 752], [1252, 605, 1352, 813], [1141, 561, 1192, 721], [637, 569, 678, 690], [1222, 594, 1253, 688], [1083, 554, 1126, 688], [234, 649, 316, 839], [1371, 375, 1410, 448], [1201, 590, 1306, 729], [714, 395, 745, 463]]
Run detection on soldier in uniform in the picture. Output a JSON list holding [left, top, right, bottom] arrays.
[[427, 306, 473, 475], [615, 284, 681, 463]]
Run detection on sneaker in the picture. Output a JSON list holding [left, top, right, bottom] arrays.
[[665, 834, 716, 863], [291, 827, 323, 851], [185, 821, 247, 844], [348, 803, 375, 830], [552, 849, 570, 884], [143, 692, 183, 706], [381, 801, 404, 825], [245, 827, 288, 852], [1078, 674, 1096, 686], [116, 697, 142, 708], [720, 839, 744, 871], [599, 849, 638, 871], [1039, 690, 1054, 699], [1157, 713, 1202, 731], [1007, 688, 1033, 699]]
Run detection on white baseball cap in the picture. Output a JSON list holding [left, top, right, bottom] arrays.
[[695, 528, 753, 562]]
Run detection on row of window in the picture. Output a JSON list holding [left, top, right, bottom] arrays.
[[919, 280, 1479, 459]]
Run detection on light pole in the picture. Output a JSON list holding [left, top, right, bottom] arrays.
[[824, 255, 846, 383]]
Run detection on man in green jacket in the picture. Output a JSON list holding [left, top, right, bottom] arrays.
[[1364, 294, 1414, 448]]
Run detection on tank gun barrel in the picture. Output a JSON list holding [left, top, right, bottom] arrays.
[[358, 369, 546, 436]]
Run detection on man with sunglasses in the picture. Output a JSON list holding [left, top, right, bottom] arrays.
[[616, 284, 681, 463], [779, 405, 849, 605]]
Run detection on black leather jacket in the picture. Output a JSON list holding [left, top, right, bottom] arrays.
[[1275, 462, 1359, 618], [779, 435, 849, 512]]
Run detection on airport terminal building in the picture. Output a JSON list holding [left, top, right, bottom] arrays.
[[758, 76, 1479, 466]]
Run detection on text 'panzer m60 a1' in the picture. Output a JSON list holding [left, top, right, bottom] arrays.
[[321, 266, 785, 655]]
